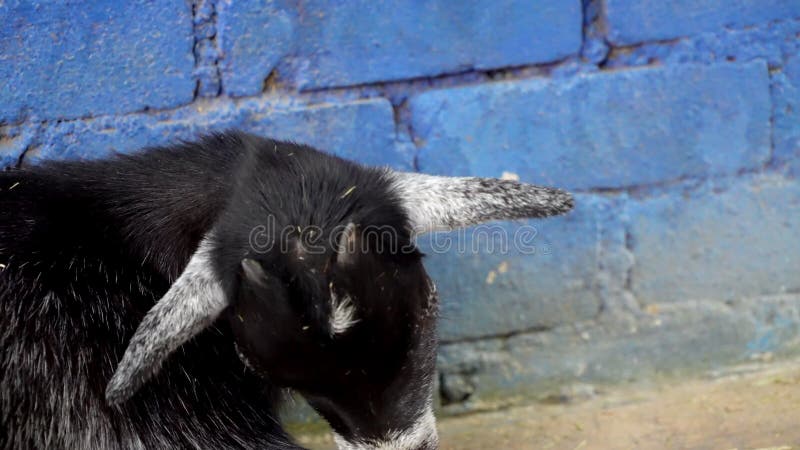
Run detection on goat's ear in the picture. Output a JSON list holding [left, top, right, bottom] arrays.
[[334, 222, 359, 266], [106, 237, 227, 405], [388, 171, 574, 234]]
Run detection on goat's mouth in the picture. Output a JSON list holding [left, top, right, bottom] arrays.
[[330, 408, 439, 450]]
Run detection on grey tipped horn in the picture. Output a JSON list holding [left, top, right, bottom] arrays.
[[389, 172, 574, 234], [106, 237, 227, 405]]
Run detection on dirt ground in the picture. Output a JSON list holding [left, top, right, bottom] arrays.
[[294, 361, 800, 450]]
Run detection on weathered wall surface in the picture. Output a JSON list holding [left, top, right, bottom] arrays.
[[2, 0, 799, 416]]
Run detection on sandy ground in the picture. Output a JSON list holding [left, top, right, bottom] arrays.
[[293, 361, 800, 450]]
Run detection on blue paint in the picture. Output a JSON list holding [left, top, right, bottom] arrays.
[[217, 0, 295, 97], [602, 19, 800, 71], [0, 0, 195, 123], [599, 19, 800, 174], [420, 194, 615, 341], [627, 175, 800, 304], [218, 0, 582, 94], [775, 53, 800, 174], [24, 98, 410, 170], [411, 62, 771, 190], [747, 304, 800, 354], [606, 0, 800, 45]]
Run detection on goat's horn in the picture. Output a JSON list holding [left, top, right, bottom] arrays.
[[106, 236, 227, 405], [388, 172, 574, 234]]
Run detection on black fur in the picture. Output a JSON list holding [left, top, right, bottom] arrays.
[[0, 131, 438, 449]]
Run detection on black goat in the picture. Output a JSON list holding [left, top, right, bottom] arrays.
[[0, 131, 573, 449]]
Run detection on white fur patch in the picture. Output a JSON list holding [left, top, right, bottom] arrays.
[[106, 236, 227, 404], [332, 408, 438, 450], [330, 283, 358, 335], [388, 171, 574, 234]]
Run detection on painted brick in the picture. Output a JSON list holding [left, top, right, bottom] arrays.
[[25, 98, 409, 170], [437, 294, 800, 412], [0, 1, 195, 124], [218, 0, 582, 95], [420, 195, 621, 342], [217, 1, 295, 97], [628, 175, 800, 305], [775, 53, 800, 174], [605, 0, 800, 45], [412, 62, 771, 190]]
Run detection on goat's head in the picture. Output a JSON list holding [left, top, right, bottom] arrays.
[[105, 140, 573, 450], [231, 223, 438, 449]]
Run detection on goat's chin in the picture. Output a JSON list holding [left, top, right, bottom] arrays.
[[330, 408, 438, 450]]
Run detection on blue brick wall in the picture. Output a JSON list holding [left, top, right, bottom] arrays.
[[0, 1, 195, 123], [2, 0, 799, 416]]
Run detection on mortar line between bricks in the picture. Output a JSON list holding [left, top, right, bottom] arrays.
[[601, 16, 800, 70], [580, 0, 611, 66], [440, 324, 555, 346], [623, 224, 638, 309], [600, 37, 684, 70], [580, 0, 588, 46], [294, 57, 575, 99], [590, 194, 607, 319], [574, 163, 796, 199], [191, 0, 200, 99], [191, 0, 222, 99], [766, 67, 779, 168]]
